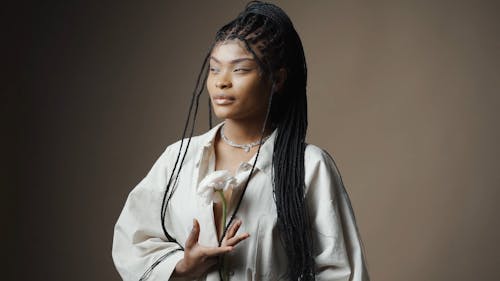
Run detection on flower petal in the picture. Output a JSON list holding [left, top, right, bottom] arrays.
[[197, 170, 237, 203], [198, 170, 231, 193], [234, 169, 252, 189]]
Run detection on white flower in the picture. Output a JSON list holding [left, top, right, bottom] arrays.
[[234, 168, 252, 188], [197, 170, 237, 205]]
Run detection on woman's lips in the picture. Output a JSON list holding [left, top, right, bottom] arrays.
[[213, 94, 235, 105]]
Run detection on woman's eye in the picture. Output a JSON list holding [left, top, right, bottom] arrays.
[[234, 68, 250, 72], [209, 67, 219, 72]]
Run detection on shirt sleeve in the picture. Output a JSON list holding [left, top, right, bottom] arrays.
[[305, 145, 370, 281], [112, 144, 186, 281]]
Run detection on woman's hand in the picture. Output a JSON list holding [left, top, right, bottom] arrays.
[[221, 219, 250, 248], [173, 219, 250, 278]]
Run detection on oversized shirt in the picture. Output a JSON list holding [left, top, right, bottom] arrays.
[[112, 122, 370, 281]]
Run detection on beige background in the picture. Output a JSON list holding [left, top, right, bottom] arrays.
[[10, 0, 500, 280]]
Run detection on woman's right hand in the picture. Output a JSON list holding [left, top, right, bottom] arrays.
[[172, 218, 250, 278]]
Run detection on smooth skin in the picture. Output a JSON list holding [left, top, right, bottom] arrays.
[[173, 39, 286, 278]]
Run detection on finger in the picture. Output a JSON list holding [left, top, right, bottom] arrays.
[[222, 219, 242, 244], [225, 219, 242, 240], [202, 245, 234, 257], [225, 232, 250, 247], [185, 219, 200, 249]]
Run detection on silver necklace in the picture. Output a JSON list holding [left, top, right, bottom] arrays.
[[220, 125, 270, 153]]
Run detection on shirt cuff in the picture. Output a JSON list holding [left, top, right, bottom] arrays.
[[148, 250, 184, 281]]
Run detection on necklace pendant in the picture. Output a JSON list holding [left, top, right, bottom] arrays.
[[243, 145, 251, 153]]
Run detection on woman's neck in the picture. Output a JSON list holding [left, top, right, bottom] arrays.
[[222, 119, 273, 144]]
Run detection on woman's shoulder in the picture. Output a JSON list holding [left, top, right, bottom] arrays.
[[303, 143, 346, 196], [304, 143, 336, 165], [162, 126, 221, 159], [304, 143, 344, 180], [166, 123, 222, 149], [163, 134, 206, 157]]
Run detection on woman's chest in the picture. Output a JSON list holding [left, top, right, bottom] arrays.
[[168, 161, 278, 243], [167, 156, 288, 279]]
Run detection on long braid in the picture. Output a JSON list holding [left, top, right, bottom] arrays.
[[143, 43, 213, 281], [160, 43, 214, 246], [212, 2, 315, 280]]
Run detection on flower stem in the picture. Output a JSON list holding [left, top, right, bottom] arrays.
[[216, 189, 227, 235], [216, 189, 229, 280]]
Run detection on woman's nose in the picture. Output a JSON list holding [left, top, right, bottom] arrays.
[[215, 79, 232, 89]]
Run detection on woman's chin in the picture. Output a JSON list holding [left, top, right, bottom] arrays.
[[212, 109, 236, 120]]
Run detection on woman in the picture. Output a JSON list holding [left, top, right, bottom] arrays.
[[112, 1, 370, 280]]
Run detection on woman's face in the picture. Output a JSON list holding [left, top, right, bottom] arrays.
[[207, 39, 272, 123]]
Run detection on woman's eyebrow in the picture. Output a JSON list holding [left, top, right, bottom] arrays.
[[210, 56, 255, 64]]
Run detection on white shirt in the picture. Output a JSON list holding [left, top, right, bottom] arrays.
[[112, 122, 370, 281]]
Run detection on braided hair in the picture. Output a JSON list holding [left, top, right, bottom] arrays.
[[159, 2, 314, 280]]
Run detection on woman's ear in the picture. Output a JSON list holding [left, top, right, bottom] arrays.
[[274, 68, 287, 94]]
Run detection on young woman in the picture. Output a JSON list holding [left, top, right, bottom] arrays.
[[112, 1, 370, 281]]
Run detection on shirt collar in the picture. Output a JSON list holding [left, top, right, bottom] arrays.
[[194, 121, 277, 175]]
